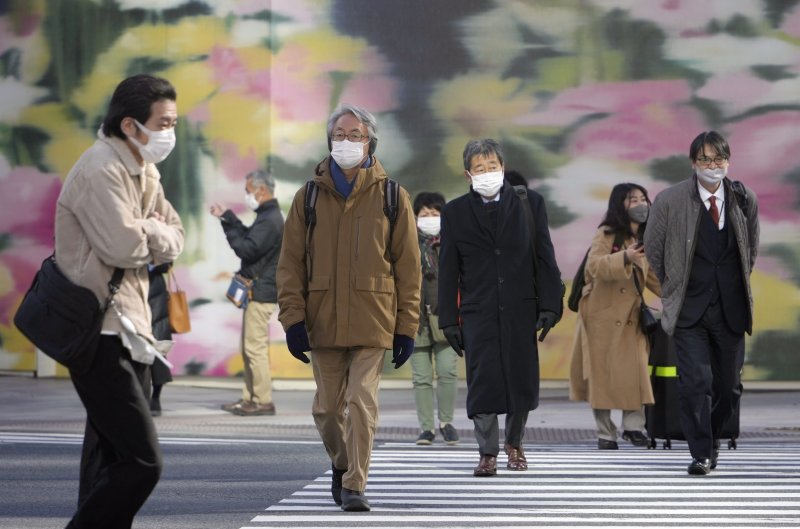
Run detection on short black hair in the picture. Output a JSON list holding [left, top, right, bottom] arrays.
[[102, 74, 177, 140], [599, 182, 651, 239], [413, 191, 446, 216], [504, 170, 527, 187], [689, 131, 730, 161]]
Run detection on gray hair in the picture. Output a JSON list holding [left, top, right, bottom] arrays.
[[463, 138, 505, 171], [246, 169, 275, 192], [326, 104, 379, 155]]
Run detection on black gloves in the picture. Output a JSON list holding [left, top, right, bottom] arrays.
[[536, 310, 559, 342], [442, 325, 464, 357], [392, 334, 415, 369], [285, 321, 311, 363]]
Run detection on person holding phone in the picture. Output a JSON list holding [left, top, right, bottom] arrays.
[[569, 183, 661, 449]]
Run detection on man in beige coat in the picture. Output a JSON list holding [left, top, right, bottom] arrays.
[[56, 74, 184, 529], [277, 105, 421, 512]]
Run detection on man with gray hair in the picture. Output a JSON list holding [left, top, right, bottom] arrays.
[[277, 104, 421, 511], [211, 169, 284, 415], [438, 138, 563, 477]]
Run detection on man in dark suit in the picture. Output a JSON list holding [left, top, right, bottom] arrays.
[[438, 138, 563, 477], [645, 131, 759, 475]]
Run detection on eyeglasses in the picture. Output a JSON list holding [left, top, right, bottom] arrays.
[[332, 131, 367, 142], [696, 156, 728, 166]]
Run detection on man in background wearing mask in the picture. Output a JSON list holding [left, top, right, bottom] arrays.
[[211, 169, 284, 416], [277, 104, 421, 512], [645, 131, 759, 476], [438, 138, 563, 477], [56, 74, 184, 528]]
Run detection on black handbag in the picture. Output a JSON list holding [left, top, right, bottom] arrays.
[[632, 265, 659, 335], [14, 255, 123, 374]]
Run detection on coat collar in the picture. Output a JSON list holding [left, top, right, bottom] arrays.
[[314, 155, 386, 199]]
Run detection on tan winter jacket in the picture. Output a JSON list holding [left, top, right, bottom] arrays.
[[54, 132, 184, 343], [277, 157, 421, 349], [569, 228, 661, 410]]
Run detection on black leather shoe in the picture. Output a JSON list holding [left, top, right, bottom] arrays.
[[331, 465, 345, 506], [341, 488, 370, 512], [711, 440, 720, 469], [597, 438, 619, 450], [688, 458, 711, 475], [622, 430, 649, 447]]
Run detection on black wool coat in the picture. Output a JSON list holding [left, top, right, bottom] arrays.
[[438, 183, 562, 417], [221, 199, 284, 303]]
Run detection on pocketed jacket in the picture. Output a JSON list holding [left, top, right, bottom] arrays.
[[54, 132, 184, 343], [276, 156, 421, 349]]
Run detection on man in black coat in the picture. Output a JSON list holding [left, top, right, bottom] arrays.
[[438, 139, 562, 477], [211, 169, 284, 416]]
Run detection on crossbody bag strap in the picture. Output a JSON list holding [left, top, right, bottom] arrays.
[[103, 267, 125, 311]]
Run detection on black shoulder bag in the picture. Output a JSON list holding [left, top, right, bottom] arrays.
[[632, 265, 659, 336], [14, 255, 124, 374]]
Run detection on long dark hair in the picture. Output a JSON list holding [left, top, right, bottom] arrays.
[[599, 183, 651, 240]]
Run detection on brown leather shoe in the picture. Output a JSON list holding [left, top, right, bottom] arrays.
[[505, 443, 528, 471], [231, 401, 276, 416], [473, 454, 497, 477], [221, 399, 246, 412]]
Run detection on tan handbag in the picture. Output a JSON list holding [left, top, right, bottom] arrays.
[[167, 270, 191, 334]]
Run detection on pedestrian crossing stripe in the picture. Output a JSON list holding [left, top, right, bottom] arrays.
[[244, 441, 800, 528]]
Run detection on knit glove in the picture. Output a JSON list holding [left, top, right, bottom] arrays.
[[286, 321, 311, 364], [442, 326, 464, 357], [392, 334, 415, 369]]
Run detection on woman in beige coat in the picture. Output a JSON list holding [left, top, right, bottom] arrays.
[[569, 183, 661, 449]]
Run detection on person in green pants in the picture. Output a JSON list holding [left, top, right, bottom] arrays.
[[412, 192, 460, 446]]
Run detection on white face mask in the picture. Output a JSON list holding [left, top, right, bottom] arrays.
[[470, 170, 504, 197], [128, 120, 176, 163], [417, 216, 441, 236], [245, 192, 260, 211], [331, 139, 366, 169], [697, 166, 727, 187]]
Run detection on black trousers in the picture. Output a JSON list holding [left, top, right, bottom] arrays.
[[67, 335, 162, 529], [673, 302, 745, 461], [473, 411, 529, 457]]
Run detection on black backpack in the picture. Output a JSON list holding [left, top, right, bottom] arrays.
[[303, 178, 400, 277], [567, 230, 625, 312]]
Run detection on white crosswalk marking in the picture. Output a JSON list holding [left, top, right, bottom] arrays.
[[244, 441, 800, 528]]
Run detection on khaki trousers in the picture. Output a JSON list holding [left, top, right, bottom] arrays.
[[311, 347, 385, 492], [240, 301, 276, 404], [593, 408, 646, 441]]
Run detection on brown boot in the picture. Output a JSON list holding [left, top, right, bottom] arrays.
[[231, 401, 276, 416]]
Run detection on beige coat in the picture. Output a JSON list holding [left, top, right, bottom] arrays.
[[55, 132, 184, 343], [276, 157, 421, 349], [569, 228, 661, 410]]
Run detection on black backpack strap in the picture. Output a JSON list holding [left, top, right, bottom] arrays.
[[303, 181, 319, 281], [729, 179, 749, 218], [384, 179, 400, 275], [514, 185, 538, 278]]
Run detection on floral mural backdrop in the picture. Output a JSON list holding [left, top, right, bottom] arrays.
[[1, 0, 799, 380]]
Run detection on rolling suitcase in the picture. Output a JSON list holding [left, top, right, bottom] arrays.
[[645, 326, 740, 450]]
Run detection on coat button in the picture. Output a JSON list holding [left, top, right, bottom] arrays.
[[499, 306, 504, 311], [616, 321, 621, 326], [620, 287, 626, 293], [627, 321, 633, 326], [498, 277, 504, 284], [494, 248, 501, 255]]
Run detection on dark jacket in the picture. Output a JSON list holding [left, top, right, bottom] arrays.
[[147, 262, 173, 341], [438, 183, 562, 417], [221, 199, 284, 303]]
